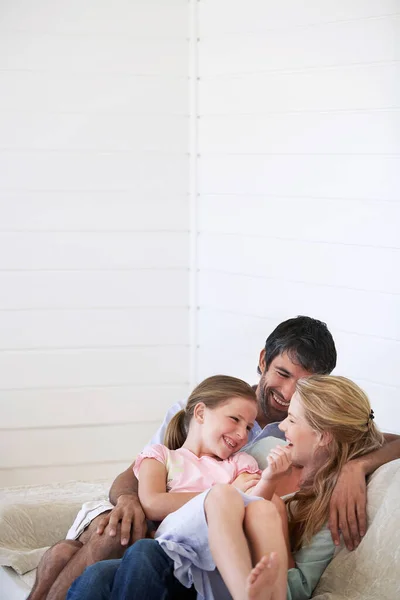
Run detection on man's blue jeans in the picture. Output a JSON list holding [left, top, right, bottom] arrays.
[[66, 539, 195, 600]]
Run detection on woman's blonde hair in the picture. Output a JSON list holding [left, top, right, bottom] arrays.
[[164, 375, 257, 450], [286, 375, 384, 551]]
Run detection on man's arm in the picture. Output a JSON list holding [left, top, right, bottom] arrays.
[[96, 461, 147, 545], [109, 461, 138, 504], [358, 435, 400, 474], [329, 434, 400, 551]]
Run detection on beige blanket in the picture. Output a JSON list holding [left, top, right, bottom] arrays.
[[0, 479, 109, 575]]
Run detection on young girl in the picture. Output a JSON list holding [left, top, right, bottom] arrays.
[[134, 375, 296, 599], [135, 374, 384, 600]]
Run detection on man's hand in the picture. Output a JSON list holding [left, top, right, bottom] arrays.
[[96, 493, 147, 546], [232, 471, 261, 493], [329, 461, 367, 551]]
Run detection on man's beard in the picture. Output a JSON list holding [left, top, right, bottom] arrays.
[[257, 383, 288, 424]]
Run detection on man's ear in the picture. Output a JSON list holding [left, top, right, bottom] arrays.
[[193, 402, 206, 423], [258, 349, 266, 374]]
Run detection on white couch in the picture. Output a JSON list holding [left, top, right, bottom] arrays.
[[1, 460, 399, 599]]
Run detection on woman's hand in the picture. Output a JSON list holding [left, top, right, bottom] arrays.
[[232, 471, 261, 493], [96, 493, 147, 546], [261, 446, 292, 482]]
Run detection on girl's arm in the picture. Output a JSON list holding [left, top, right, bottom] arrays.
[[138, 458, 199, 521], [249, 446, 293, 500]]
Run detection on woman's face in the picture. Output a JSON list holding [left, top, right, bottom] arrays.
[[278, 392, 325, 468]]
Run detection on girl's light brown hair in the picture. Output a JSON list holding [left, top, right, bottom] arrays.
[[164, 375, 257, 450], [286, 375, 384, 551]]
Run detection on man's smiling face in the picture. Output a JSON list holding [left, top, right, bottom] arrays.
[[256, 351, 312, 427]]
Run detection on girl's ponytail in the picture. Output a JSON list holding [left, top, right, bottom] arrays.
[[164, 409, 187, 450], [163, 375, 256, 450]]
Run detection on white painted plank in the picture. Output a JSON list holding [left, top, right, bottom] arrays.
[[0, 422, 158, 469], [0, 192, 188, 231], [200, 0, 399, 35], [197, 312, 278, 382], [0, 115, 188, 153], [0, 270, 189, 310], [0, 383, 188, 429], [198, 155, 400, 201], [198, 196, 400, 248], [351, 379, 400, 435], [0, 0, 188, 36], [0, 72, 188, 113], [0, 152, 188, 193], [334, 329, 400, 391], [198, 233, 400, 294], [0, 232, 189, 270], [0, 34, 188, 75], [199, 63, 400, 114], [0, 346, 189, 389], [200, 16, 399, 75], [196, 310, 400, 387], [198, 271, 400, 341], [199, 112, 400, 155], [0, 307, 189, 350]]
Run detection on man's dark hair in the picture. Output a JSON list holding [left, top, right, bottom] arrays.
[[258, 316, 337, 376]]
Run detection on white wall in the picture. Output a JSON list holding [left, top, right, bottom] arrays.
[[1, 1, 399, 488], [0, 0, 190, 486], [196, 1, 400, 434]]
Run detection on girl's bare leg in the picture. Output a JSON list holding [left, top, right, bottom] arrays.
[[204, 485, 279, 600], [244, 499, 289, 600], [204, 484, 252, 600]]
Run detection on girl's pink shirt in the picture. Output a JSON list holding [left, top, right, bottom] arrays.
[[134, 444, 261, 493]]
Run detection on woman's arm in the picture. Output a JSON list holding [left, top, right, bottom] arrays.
[[286, 526, 335, 600], [138, 458, 199, 521]]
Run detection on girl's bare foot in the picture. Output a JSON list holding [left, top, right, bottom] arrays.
[[245, 552, 279, 600]]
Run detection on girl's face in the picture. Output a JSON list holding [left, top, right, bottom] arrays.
[[198, 396, 257, 460], [278, 392, 326, 468]]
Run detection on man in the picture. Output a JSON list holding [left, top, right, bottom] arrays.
[[29, 316, 400, 600]]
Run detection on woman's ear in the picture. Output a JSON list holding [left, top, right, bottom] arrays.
[[193, 402, 206, 423], [318, 430, 333, 448]]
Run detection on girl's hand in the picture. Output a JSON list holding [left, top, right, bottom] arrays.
[[232, 471, 261, 493], [261, 446, 292, 482]]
